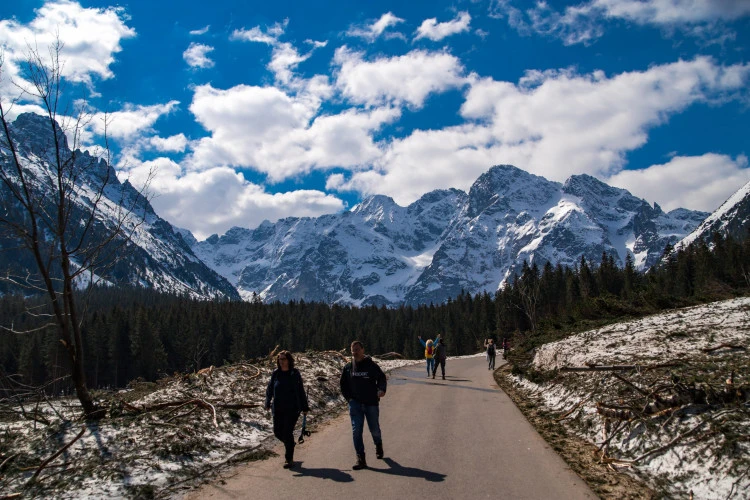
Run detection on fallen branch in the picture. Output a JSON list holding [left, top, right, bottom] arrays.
[[375, 352, 404, 360], [218, 403, 263, 410], [29, 425, 86, 482], [0, 453, 18, 471], [596, 402, 633, 420], [560, 362, 682, 372], [701, 343, 746, 353], [612, 372, 652, 398], [632, 419, 706, 464], [556, 395, 593, 421]]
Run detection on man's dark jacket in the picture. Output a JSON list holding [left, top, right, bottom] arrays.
[[340, 356, 387, 406]]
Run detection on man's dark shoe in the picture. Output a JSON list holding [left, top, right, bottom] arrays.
[[432, 373, 435, 379], [353, 454, 367, 470], [376, 443, 384, 459], [442, 375, 445, 380], [283, 459, 293, 468]]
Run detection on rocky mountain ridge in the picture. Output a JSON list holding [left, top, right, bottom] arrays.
[[193, 165, 710, 305], [0, 113, 240, 300]]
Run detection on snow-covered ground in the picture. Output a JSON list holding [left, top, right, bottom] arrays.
[[503, 296, 750, 499], [0, 352, 423, 499]]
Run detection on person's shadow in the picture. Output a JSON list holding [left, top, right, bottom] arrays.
[[367, 457, 446, 482], [292, 463, 354, 482]]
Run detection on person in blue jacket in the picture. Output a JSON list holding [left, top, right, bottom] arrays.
[[265, 350, 310, 468], [417, 335, 439, 377], [340, 340, 387, 470]]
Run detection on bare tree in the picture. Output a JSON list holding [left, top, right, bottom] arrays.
[[0, 41, 151, 418], [515, 261, 541, 334]]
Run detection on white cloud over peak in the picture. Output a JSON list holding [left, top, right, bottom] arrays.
[[346, 12, 405, 42], [125, 161, 345, 239], [414, 11, 472, 41], [88, 101, 181, 141], [186, 83, 397, 181], [335, 57, 750, 208], [183, 42, 215, 68], [333, 47, 467, 108], [607, 154, 750, 213], [0, 0, 135, 91]]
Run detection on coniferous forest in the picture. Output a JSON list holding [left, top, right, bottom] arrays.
[[1, 231, 748, 392]]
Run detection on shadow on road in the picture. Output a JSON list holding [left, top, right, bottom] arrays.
[[367, 457, 446, 482], [292, 464, 354, 482]]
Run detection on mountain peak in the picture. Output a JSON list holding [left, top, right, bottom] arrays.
[[563, 174, 624, 199], [11, 112, 69, 154], [352, 194, 400, 220], [468, 164, 559, 216]]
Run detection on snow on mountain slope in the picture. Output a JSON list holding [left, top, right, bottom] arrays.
[[1, 113, 239, 300], [193, 165, 709, 305], [675, 179, 750, 251]]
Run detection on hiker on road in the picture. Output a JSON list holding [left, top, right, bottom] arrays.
[[340, 340, 387, 470], [418, 335, 439, 377], [484, 339, 497, 370], [432, 337, 447, 380], [265, 350, 310, 469]]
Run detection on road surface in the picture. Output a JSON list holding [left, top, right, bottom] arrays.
[[184, 356, 595, 500]]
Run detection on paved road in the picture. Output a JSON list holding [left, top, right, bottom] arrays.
[[185, 356, 595, 500]]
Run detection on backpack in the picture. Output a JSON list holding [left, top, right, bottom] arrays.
[[425, 345, 434, 358], [487, 343, 496, 356]]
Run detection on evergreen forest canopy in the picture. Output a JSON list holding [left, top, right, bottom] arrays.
[[1, 231, 749, 392]]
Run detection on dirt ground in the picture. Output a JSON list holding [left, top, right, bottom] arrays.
[[493, 365, 658, 500]]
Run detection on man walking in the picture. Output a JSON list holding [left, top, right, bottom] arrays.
[[485, 339, 496, 370], [340, 340, 387, 470], [432, 337, 447, 380]]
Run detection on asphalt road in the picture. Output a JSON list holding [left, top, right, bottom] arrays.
[[184, 356, 595, 500]]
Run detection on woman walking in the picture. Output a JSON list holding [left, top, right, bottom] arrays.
[[417, 335, 439, 377], [265, 350, 310, 468]]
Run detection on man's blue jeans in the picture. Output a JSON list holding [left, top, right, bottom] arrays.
[[348, 400, 382, 456]]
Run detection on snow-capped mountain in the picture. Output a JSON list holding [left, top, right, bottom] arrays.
[[0, 113, 240, 300], [193, 165, 709, 306], [674, 179, 750, 251]]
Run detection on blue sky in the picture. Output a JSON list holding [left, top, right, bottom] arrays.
[[1, 0, 749, 239]]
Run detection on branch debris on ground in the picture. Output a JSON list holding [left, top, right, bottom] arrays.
[[499, 296, 750, 499], [0, 351, 420, 499]]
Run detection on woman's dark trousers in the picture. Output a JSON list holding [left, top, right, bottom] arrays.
[[273, 409, 301, 462]]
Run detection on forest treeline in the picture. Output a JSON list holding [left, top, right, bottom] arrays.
[[1, 231, 748, 391]]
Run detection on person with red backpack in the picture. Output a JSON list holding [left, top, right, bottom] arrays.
[[417, 335, 437, 377]]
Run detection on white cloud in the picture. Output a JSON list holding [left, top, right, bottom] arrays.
[[230, 19, 288, 45], [333, 47, 467, 108], [231, 20, 325, 86], [607, 154, 750, 212], [305, 39, 328, 49], [189, 25, 210, 36], [414, 11, 472, 42], [149, 134, 189, 153], [186, 83, 397, 181], [334, 57, 750, 207], [87, 101, 181, 141], [0, 0, 135, 91], [591, 0, 750, 25], [125, 160, 344, 239], [346, 12, 405, 42], [491, 0, 750, 45], [183, 42, 215, 69]]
